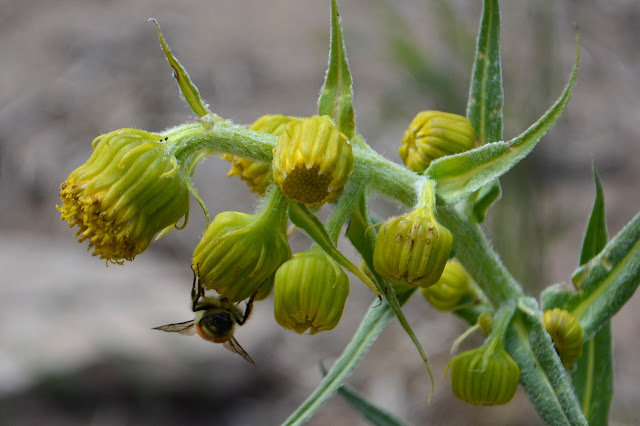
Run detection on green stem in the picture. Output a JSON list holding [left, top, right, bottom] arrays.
[[437, 205, 522, 307], [256, 185, 289, 229], [169, 120, 422, 207]]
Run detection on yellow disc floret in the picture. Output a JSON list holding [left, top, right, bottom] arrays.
[[58, 128, 189, 263], [399, 110, 476, 173], [273, 115, 353, 207]]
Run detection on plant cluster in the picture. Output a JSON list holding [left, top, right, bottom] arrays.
[[57, 1, 640, 424]]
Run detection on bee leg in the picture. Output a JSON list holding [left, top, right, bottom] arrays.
[[238, 285, 262, 326], [190, 263, 204, 311]]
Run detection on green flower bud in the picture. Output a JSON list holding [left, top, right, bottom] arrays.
[[399, 111, 476, 173], [58, 128, 191, 263], [421, 259, 475, 311], [373, 203, 453, 288], [542, 308, 584, 367], [448, 343, 520, 406], [192, 189, 291, 303], [223, 114, 300, 195], [273, 249, 349, 335], [273, 115, 353, 207]]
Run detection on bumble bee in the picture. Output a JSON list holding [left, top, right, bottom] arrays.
[[154, 266, 256, 364]]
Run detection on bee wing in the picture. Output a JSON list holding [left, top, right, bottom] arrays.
[[153, 320, 197, 336], [223, 337, 255, 365]]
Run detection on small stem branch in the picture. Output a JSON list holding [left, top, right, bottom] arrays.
[[325, 184, 363, 243]]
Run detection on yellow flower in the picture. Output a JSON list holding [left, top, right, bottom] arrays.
[[223, 114, 299, 195], [399, 110, 476, 172], [421, 259, 476, 311], [273, 249, 349, 334], [192, 188, 291, 303], [58, 128, 189, 263], [273, 115, 353, 206], [542, 308, 584, 367], [373, 205, 453, 288], [447, 343, 520, 406]]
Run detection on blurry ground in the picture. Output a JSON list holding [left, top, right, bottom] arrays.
[[1, 0, 639, 424]]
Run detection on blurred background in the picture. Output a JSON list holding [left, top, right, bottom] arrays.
[[1, 0, 639, 424]]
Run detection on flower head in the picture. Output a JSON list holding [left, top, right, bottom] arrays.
[[373, 205, 453, 288], [273, 115, 353, 206], [58, 128, 189, 263], [192, 188, 291, 303], [542, 308, 584, 367], [421, 259, 476, 311], [273, 249, 349, 334], [399, 111, 476, 172], [447, 343, 520, 406]]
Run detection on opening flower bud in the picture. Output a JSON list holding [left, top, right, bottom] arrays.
[[273, 115, 353, 207], [447, 343, 520, 406], [421, 259, 475, 311], [542, 308, 584, 367], [273, 249, 349, 335], [224, 114, 299, 195], [192, 189, 291, 303], [58, 128, 190, 263], [373, 202, 453, 288], [399, 111, 476, 173]]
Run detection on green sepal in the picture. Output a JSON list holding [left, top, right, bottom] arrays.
[[318, 364, 408, 426], [282, 290, 416, 426], [505, 297, 588, 426], [427, 32, 580, 206], [150, 19, 211, 118], [317, 0, 356, 142], [464, 0, 503, 222]]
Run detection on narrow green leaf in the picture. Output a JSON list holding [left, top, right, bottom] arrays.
[[542, 210, 640, 338], [319, 364, 408, 426], [317, 0, 356, 141], [570, 165, 612, 426], [150, 19, 210, 117], [464, 0, 504, 221], [427, 32, 580, 205], [345, 193, 435, 400], [571, 323, 612, 426], [287, 202, 379, 296], [579, 166, 608, 266], [283, 290, 415, 426], [467, 0, 503, 145], [505, 299, 588, 426]]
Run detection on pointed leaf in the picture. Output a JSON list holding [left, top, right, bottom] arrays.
[[319, 364, 408, 426], [288, 202, 379, 296], [542, 210, 640, 338], [427, 33, 580, 205], [150, 19, 210, 117], [345, 193, 435, 400], [467, 0, 503, 145], [317, 0, 356, 141], [579, 166, 608, 266], [282, 290, 415, 426]]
